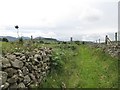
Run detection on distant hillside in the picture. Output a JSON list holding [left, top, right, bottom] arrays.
[[21, 36, 30, 40], [0, 36, 58, 42], [34, 37, 58, 42], [0, 36, 17, 41], [0, 36, 30, 41]]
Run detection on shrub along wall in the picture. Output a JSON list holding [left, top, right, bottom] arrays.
[[0, 47, 52, 89]]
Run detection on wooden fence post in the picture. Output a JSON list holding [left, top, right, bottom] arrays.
[[31, 35, 33, 41], [99, 39, 100, 44], [70, 37, 73, 42], [115, 32, 117, 42], [105, 35, 108, 44]]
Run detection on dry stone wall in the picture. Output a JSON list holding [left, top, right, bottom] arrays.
[[0, 47, 52, 89], [95, 44, 120, 58], [89, 43, 120, 58], [104, 45, 120, 57]]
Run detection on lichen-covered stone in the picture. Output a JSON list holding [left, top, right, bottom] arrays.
[[10, 59, 23, 69], [6, 54, 16, 60], [7, 75, 18, 84], [29, 73, 36, 82], [18, 69, 24, 77], [0, 71, 8, 84], [1, 82, 9, 89], [18, 82, 25, 88], [2, 58, 11, 68], [22, 66, 29, 75], [23, 75, 31, 85], [9, 83, 18, 88], [4, 68, 17, 77], [14, 52, 21, 57]]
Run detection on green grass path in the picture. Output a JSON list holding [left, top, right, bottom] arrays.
[[68, 45, 118, 88], [42, 45, 118, 88]]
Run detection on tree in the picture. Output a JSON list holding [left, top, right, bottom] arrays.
[[2, 38, 9, 42], [19, 37, 23, 43], [0, 38, 2, 41]]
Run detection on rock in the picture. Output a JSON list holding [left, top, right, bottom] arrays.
[[9, 83, 18, 88], [40, 61, 43, 65], [49, 47, 52, 50], [34, 59, 39, 65], [0, 71, 8, 84], [41, 67, 45, 72], [37, 63, 42, 68], [42, 72, 46, 77], [34, 71, 41, 79], [45, 50, 52, 55], [43, 63, 47, 68], [33, 66, 38, 71], [45, 66, 49, 70], [44, 57, 50, 62], [47, 62, 51, 66], [6, 54, 16, 60], [18, 69, 24, 77], [61, 82, 66, 88], [2, 58, 11, 68], [10, 59, 23, 69], [25, 62, 29, 67], [1, 82, 9, 89], [23, 75, 31, 85], [4, 68, 17, 77], [39, 48, 44, 51], [34, 54, 42, 61], [16, 56, 20, 59], [37, 77, 42, 83], [27, 63, 33, 72], [29, 56, 34, 61], [37, 68, 41, 73], [20, 56, 26, 60], [18, 82, 25, 88], [29, 73, 36, 82], [29, 84, 35, 88], [25, 51, 30, 59], [7, 75, 18, 84], [22, 66, 29, 75], [14, 52, 21, 57], [41, 52, 46, 59], [17, 76, 24, 83]]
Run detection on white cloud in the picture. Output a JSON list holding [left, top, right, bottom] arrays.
[[78, 6, 103, 23], [0, 0, 118, 41]]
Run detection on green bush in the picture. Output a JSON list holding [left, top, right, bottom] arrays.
[[39, 40, 44, 43], [74, 41, 80, 45], [50, 51, 65, 73], [2, 38, 9, 42], [82, 41, 85, 44], [19, 37, 23, 42], [0, 38, 2, 41]]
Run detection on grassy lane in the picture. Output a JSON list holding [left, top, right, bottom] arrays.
[[42, 44, 118, 88], [70, 45, 118, 88]]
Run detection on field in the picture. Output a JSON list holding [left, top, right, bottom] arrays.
[[1, 41, 118, 88]]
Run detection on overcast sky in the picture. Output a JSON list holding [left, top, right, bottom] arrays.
[[0, 0, 119, 42]]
